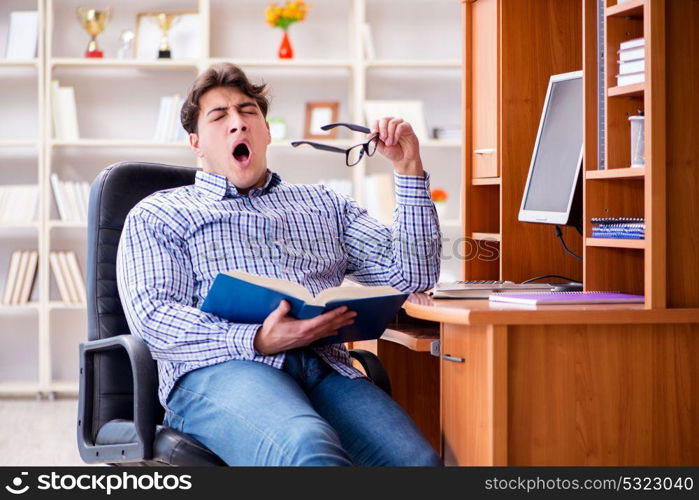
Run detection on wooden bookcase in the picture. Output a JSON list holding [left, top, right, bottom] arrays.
[[463, 0, 699, 310], [462, 0, 583, 285], [584, 0, 699, 309]]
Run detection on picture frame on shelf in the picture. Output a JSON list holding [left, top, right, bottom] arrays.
[[304, 101, 339, 140], [134, 10, 200, 60]]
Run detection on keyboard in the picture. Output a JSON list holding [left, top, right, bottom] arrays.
[[430, 280, 552, 299]]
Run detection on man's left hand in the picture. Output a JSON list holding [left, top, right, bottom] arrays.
[[370, 117, 424, 177]]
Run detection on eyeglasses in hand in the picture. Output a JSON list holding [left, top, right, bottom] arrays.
[[291, 122, 382, 167]]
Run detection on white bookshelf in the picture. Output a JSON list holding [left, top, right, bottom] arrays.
[[0, 0, 463, 397]]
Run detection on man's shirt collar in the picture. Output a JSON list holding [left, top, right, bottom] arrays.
[[194, 169, 281, 200]]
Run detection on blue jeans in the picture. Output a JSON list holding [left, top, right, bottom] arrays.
[[163, 347, 441, 466]]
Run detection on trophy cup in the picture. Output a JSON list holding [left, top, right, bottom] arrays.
[[76, 7, 112, 58], [152, 12, 181, 59]]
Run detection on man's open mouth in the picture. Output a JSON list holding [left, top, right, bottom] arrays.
[[232, 142, 251, 162]]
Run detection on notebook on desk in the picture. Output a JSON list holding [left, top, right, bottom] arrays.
[[488, 291, 645, 305]]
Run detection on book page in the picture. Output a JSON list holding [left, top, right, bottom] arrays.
[[223, 269, 314, 303], [314, 285, 403, 305]]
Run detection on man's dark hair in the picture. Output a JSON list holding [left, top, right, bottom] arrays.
[[181, 63, 270, 134]]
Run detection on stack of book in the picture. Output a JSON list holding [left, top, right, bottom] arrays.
[[591, 217, 645, 240], [153, 94, 188, 143], [51, 81, 80, 140], [0, 185, 39, 225], [50, 174, 90, 223], [49, 251, 86, 305], [617, 37, 645, 87], [2, 250, 39, 306]]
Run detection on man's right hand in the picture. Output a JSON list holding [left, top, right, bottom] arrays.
[[253, 300, 357, 355]]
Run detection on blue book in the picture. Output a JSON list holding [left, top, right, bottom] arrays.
[[201, 270, 409, 347]]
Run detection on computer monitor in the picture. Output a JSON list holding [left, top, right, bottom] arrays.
[[518, 70, 583, 231]]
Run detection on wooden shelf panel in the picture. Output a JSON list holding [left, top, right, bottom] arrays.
[[49, 381, 79, 393], [209, 58, 353, 69], [0, 303, 40, 315], [50, 139, 190, 148], [606, 0, 644, 18], [0, 140, 38, 148], [0, 59, 38, 68], [608, 83, 645, 97], [48, 221, 87, 229], [472, 177, 501, 186], [381, 328, 438, 353], [586, 167, 645, 179], [471, 232, 501, 242], [0, 381, 40, 395], [366, 59, 461, 69], [51, 58, 199, 70], [48, 301, 86, 311], [586, 237, 645, 249]]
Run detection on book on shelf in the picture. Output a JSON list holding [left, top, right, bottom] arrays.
[[4, 11, 39, 60], [50, 174, 89, 222], [1, 250, 38, 306], [51, 81, 80, 140], [201, 270, 409, 346], [0, 185, 39, 225], [65, 251, 87, 303], [618, 58, 645, 75], [153, 94, 187, 142], [616, 71, 644, 87], [362, 23, 376, 61], [49, 252, 71, 304], [50, 251, 86, 305], [591, 217, 645, 240], [17, 250, 38, 305], [619, 46, 645, 62], [619, 37, 644, 51]]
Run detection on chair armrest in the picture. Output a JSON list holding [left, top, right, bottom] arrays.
[[349, 349, 392, 397], [77, 334, 158, 464]]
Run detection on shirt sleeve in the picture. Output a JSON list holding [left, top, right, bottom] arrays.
[[338, 170, 442, 292], [116, 207, 261, 364]]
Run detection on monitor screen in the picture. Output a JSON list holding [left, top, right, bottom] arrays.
[[519, 72, 583, 225]]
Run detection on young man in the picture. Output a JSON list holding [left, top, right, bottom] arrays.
[[116, 63, 442, 466]]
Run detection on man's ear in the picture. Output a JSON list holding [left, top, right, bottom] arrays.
[[265, 120, 271, 145], [189, 132, 204, 158]]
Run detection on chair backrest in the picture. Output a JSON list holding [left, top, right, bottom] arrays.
[[86, 161, 197, 431]]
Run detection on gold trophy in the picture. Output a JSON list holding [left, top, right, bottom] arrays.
[[76, 7, 112, 58], [152, 12, 181, 59]]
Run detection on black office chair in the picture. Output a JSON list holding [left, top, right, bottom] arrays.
[[77, 161, 392, 466]]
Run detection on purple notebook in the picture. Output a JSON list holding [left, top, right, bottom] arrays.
[[488, 291, 645, 305]]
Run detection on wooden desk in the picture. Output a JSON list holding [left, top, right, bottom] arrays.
[[396, 294, 699, 466]]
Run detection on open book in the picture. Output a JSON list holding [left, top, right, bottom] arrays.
[[201, 270, 409, 346]]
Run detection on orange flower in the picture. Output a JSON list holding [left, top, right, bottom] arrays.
[[431, 188, 448, 203]]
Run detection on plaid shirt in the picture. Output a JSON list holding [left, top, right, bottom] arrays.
[[116, 169, 441, 409]]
